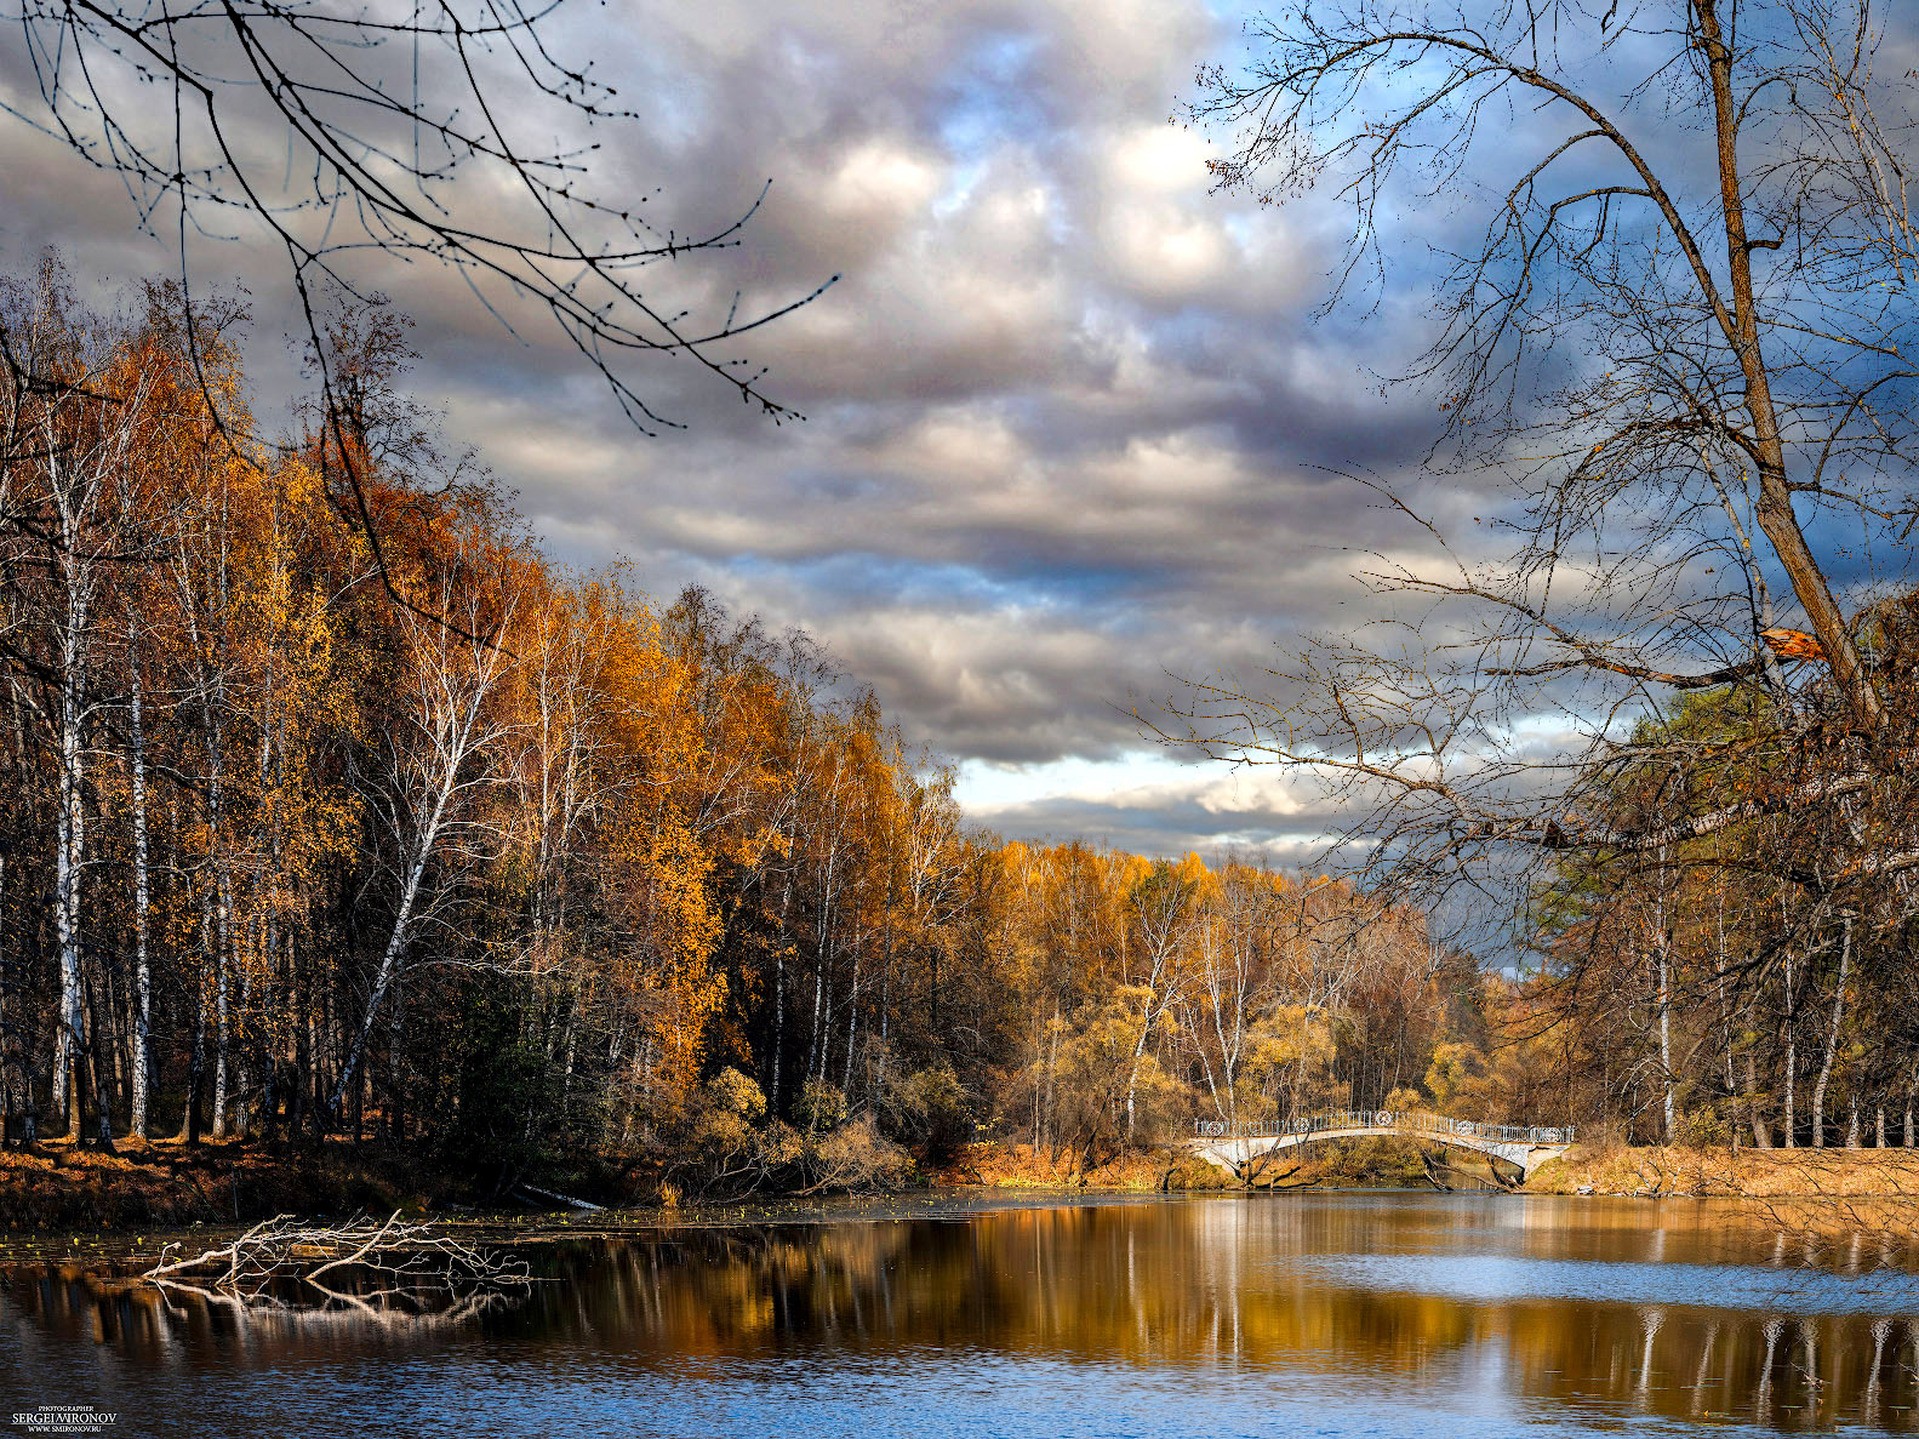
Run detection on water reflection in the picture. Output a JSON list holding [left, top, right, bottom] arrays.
[[5, 1195, 1919, 1436]]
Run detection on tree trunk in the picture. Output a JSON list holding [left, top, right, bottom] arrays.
[[1656, 912, 1676, 1144], [841, 931, 862, 1097], [180, 979, 207, 1145], [52, 601, 87, 1138], [85, 977, 114, 1149], [1124, 996, 1159, 1145], [770, 870, 792, 1113], [1699, 0, 1882, 732], [128, 639, 153, 1138], [201, 664, 234, 1142], [331, 847, 430, 1117], [1747, 1051, 1771, 1148], [1782, 952, 1797, 1148], [0, 854, 10, 1142], [1810, 922, 1851, 1150]]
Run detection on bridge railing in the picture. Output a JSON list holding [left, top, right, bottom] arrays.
[[1189, 1108, 1575, 1147]]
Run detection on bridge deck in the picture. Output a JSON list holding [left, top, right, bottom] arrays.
[[1185, 1108, 1576, 1181]]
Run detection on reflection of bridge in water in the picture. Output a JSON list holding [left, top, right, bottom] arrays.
[[1188, 1109, 1577, 1182]]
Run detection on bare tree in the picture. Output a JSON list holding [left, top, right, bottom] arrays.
[[1175, 2, 1919, 899], [0, 0, 832, 612], [142, 1210, 533, 1322]]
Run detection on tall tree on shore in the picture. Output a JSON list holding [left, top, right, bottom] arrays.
[[1180, 2, 1919, 877]]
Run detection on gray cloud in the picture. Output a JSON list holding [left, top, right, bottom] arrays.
[[0, 0, 1519, 859]]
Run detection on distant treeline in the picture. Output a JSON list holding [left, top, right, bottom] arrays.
[[0, 258, 1530, 1194]]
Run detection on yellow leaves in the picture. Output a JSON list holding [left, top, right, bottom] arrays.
[[1424, 1041, 1488, 1110], [1172, 851, 1212, 890], [1245, 1004, 1338, 1077]]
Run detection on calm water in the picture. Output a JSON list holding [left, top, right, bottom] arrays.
[[5, 1193, 1919, 1437]]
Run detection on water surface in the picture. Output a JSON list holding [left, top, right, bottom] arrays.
[[3, 1192, 1916, 1436]]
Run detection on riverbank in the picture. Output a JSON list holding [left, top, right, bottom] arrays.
[[0, 1134, 1445, 1228], [937, 1138, 1456, 1192], [0, 1141, 470, 1230], [942, 1139, 1919, 1200], [8, 1136, 1919, 1231], [1528, 1143, 1919, 1198]]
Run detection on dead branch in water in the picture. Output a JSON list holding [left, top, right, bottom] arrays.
[[141, 1211, 534, 1323]]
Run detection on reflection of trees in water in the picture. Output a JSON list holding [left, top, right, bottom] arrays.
[[4, 1265, 522, 1364], [6, 1202, 1918, 1430], [3, 1219, 534, 1366], [521, 1204, 1919, 1430]]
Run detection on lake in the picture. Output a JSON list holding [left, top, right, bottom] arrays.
[[4, 1192, 1918, 1437]]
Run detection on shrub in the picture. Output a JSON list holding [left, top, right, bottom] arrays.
[[795, 1079, 848, 1134], [806, 1115, 914, 1193], [1675, 1106, 1729, 1150], [882, 1065, 973, 1164]]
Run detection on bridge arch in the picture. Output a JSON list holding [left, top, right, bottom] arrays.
[[1186, 1109, 1576, 1183]]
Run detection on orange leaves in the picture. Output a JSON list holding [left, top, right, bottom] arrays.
[[1759, 626, 1827, 664]]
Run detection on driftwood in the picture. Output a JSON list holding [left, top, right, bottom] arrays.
[[141, 1211, 533, 1324], [516, 1181, 604, 1212], [1239, 1150, 1315, 1190], [1420, 1150, 1455, 1192]]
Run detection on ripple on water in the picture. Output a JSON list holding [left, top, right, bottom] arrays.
[[1290, 1252, 1919, 1316]]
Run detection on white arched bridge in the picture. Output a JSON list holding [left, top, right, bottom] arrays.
[[1188, 1109, 1577, 1183]]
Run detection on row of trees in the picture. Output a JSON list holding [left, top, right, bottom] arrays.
[[30, 239, 1903, 1196], [0, 258, 950, 1167], [1532, 649, 1919, 1151], [0, 258, 1512, 1192], [1178, 2, 1919, 1157], [981, 848, 1487, 1163]]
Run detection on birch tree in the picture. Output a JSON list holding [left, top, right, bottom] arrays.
[[331, 535, 525, 1119], [0, 267, 163, 1139]]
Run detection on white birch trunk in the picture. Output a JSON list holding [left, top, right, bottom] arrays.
[[128, 638, 152, 1137], [1811, 923, 1850, 1150]]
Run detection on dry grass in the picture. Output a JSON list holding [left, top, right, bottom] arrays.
[[944, 1140, 1919, 1199], [936, 1142, 1225, 1192], [0, 1139, 437, 1231], [1527, 1144, 1919, 1198]]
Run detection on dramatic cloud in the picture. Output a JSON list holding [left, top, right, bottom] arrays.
[[0, 0, 1510, 862]]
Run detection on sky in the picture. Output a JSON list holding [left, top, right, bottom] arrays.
[[479, 0, 1439, 864], [5, 0, 1896, 867]]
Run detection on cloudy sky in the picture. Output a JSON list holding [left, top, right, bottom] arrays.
[[475, 0, 1436, 862], [1, 0, 1802, 863]]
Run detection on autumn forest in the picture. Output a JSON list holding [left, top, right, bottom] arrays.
[[4, 254, 1919, 1208]]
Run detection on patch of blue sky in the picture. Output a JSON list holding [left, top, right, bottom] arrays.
[[934, 30, 1049, 165], [930, 156, 990, 221], [721, 550, 1136, 614]]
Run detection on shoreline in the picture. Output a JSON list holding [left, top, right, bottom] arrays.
[[3, 1136, 1916, 1237]]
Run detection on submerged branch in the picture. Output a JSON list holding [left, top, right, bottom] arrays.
[[141, 1211, 534, 1321]]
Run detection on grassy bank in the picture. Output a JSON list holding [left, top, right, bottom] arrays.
[[0, 1133, 1478, 1229], [944, 1139, 1919, 1200], [1528, 1144, 1919, 1198], [13, 1135, 1916, 1232], [0, 1140, 493, 1230]]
